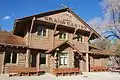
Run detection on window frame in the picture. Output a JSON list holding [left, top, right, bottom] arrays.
[[40, 53, 46, 64], [59, 52, 68, 66], [5, 51, 17, 64], [74, 34, 84, 43], [37, 26, 48, 37], [59, 31, 68, 40]]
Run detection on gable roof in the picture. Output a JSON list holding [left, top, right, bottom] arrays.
[[14, 8, 100, 38], [46, 40, 86, 55], [0, 31, 26, 47]]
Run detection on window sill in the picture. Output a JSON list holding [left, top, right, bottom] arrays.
[[5, 63, 17, 66], [59, 65, 68, 68], [36, 36, 48, 39], [59, 39, 68, 41]]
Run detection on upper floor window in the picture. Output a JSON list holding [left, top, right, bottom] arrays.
[[77, 35, 83, 42], [59, 31, 67, 40], [37, 26, 47, 37], [74, 34, 84, 42], [59, 52, 68, 65]]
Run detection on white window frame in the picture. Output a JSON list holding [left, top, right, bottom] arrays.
[[59, 31, 68, 40], [59, 52, 68, 65], [75, 34, 84, 43], [37, 26, 48, 37], [5, 51, 17, 64]]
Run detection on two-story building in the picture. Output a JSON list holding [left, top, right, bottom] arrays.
[[0, 8, 112, 76]]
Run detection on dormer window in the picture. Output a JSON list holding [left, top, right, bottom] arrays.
[[59, 31, 67, 40], [37, 26, 47, 37]]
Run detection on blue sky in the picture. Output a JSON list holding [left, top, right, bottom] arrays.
[[0, 0, 103, 31]]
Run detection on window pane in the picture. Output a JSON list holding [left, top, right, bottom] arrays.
[[59, 52, 68, 65], [60, 57, 64, 65], [43, 28, 46, 36], [40, 53, 46, 64], [64, 57, 67, 65], [12, 53, 17, 63], [5, 53, 11, 63], [38, 26, 47, 37], [59, 32, 67, 40], [38, 27, 42, 36], [63, 33, 66, 39], [59, 33, 62, 39]]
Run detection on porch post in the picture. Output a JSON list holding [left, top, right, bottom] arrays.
[[55, 48, 59, 68], [1, 51, 5, 74], [86, 53, 89, 72], [26, 49, 30, 67], [53, 24, 58, 47], [37, 53, 40, 71], [86, 41, 89, 72]]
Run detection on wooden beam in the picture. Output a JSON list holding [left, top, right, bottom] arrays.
[[16, 53, 19, 65], [53, 24, 58, 36], [1, 51, 5, 74], [26, 49, 30, 67], [37, 53, 40, 71], [86, 41, 89, 72], [87, 32, 93, 42], [86, 53, 89, 72], [72, 27, 79, 39], [10, 51, 13, 63], [28, 17, 36, 47], [53, 24, 58, 47]]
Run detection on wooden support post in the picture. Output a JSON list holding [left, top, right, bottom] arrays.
[[53, 24, 58, 35], [28, 17, 36, 47], [87, 32, 93, 42], [86, 53, 89, 72], [53, 24, 58, 47], [26, 49, 30, 67], [37, 53, 40, 71], [1, 51, 5, 74], [72, 27, 78, 39], [10, 52, 13, 63], [86, 40, 89, 72], [16, 53, 19, 65]]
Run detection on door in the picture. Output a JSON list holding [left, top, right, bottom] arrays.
[[30, 53, 37, 67], [74, 52, 81, 68]]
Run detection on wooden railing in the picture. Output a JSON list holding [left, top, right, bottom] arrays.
[[90, 66, 108, 72], [7, 67, 45, 76], [52, 68, 81, 76]]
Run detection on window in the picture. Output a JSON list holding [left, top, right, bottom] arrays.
[[37, 26, 47, 37], [59, 52, 68, 65], [40, 53, 46, 64], [77, 35, 83, 42], [59, 31, 67, 40], [74, 34, 83, 42], [5, 51, 17, 64]]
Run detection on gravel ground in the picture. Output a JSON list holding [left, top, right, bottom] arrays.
[[1, 72, 120, 80]]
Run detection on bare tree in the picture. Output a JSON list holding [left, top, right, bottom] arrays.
[[100, 0, 120, 39]]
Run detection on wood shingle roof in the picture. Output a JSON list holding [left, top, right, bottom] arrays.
[[0, 31, 26, 47]]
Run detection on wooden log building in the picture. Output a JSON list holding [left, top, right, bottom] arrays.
[[0, 8, 113, 76]]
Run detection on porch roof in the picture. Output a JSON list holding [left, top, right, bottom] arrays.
[[46, 40, 114, 56], [0, 31, 26, 47], [89, 44, 115, 56], [45, 40, 86, 55]]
